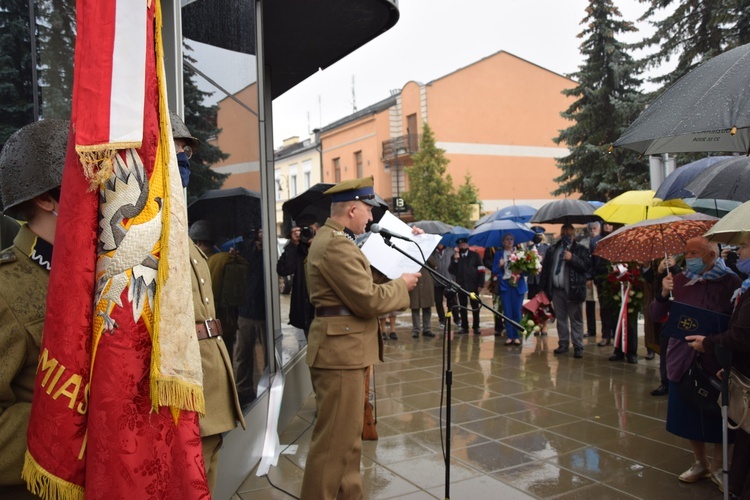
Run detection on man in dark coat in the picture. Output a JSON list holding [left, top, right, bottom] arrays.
[[539, 224, 592, 358], [277, 220, 319, 338], [448, 237, 485, 334]]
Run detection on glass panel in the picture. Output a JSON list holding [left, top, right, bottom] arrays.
[[182, 34, 270, 409]]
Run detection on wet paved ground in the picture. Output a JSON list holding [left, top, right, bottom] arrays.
[[233, 303, 725, 499]]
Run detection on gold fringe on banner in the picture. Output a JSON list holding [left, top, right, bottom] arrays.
[[149, 0, 206, 419], [76, 143, 140, 191], [22, 451, 84, 500]]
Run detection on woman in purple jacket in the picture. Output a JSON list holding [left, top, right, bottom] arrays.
[[650, 237, 740, 490], [686, 233, 750, 498]]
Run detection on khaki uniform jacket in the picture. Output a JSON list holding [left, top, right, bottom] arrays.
[[0, 226, 48, 486], [190, 244, 245, 435], [305, 219, 410, 369], [409, 255, 437, 309]]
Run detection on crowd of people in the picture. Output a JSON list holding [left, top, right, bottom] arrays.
[[4, 117, 750, 498]]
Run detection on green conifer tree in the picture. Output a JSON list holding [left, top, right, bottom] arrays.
[[183, 45, 229, 203], [0, 0, 37, 146], [554, 0, 648, 200]]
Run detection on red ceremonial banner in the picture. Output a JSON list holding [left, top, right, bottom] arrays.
[[23, 1, 209, 498]]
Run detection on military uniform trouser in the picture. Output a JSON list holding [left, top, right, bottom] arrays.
[[201, 433, 222, 495], [301, 367, 366, 500]]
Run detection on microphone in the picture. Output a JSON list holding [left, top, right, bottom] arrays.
[[370, 224, 413, 242]]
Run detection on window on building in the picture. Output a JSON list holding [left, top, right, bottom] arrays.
[[333, 158, 341, 182], [275, 174, 283, 200], [355, 151, 363, 177], [407, 113, 418, 151], [302, 160, 312, 190], [289, 166, 298, 198]]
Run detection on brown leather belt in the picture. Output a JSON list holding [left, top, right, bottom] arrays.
[[196, 318, 223, 340], [316, 305, 353, 317]]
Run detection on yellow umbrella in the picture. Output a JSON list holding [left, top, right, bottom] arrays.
[[594, 190, 694, 225]]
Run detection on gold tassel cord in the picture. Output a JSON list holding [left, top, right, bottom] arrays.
[[22, 451, 85, 500]]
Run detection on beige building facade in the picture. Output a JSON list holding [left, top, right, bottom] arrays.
[[273, 136, 323, 236]]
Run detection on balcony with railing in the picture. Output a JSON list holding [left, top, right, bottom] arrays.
[[381, 133, 421, 160]]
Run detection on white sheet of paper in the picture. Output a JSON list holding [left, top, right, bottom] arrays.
[[361, 211, 442, 279]]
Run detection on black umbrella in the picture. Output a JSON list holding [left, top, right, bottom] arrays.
[[409, 220, 453, 234], [530, 199, 601, 225], [187, 187, 261, 243], [655, 156, 732, 200], [682, 156, 750, 203], [281, 183, 389, 235], [614, 43, 750, 155]]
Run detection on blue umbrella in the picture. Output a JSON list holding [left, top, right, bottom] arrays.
[[475, 204, 537, 227], [586, 200, 605, 209], [468, 220, 535, 248], [440, 226, 471, 247], [655, 156, 732, 200]]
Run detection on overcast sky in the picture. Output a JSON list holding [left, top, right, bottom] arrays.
[[191, 0, 660, 148]]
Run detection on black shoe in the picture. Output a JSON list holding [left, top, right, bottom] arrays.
[[389, 332, 398, 340], [381, 333, 388, 340], [494, 331, 503, 337], [473, 328, 481, 335], [650, 384, 669, 396], [645, 350, 655, 360], [597, 339, 612, 347], [412, 332, 419, 338], [439, 322, 446, 329], [626, 355, 638, 364], [553, 346, 569, 355], [459, 329, 469, 334], [609, 353, 625, 362], [574, 348, 584, 358], [423, 331, 435, 338], [583, 333, 590, 338]]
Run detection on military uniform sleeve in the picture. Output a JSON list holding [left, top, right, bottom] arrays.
[[0, 295, 32, 485], [315, 237, 409, 317]]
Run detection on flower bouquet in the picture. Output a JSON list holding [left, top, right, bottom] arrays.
[[507, 248, 542, 287], [598, 263, 645, 316], [520, 291, 555, 339]]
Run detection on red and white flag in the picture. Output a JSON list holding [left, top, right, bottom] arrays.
[[23, 1, 208, 498]]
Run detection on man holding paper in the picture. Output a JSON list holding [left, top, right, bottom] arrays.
[[301, 176, 420, 500], [650, 236, 740, 488]]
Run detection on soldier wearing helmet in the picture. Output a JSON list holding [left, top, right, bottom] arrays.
[[170, 111, 200, 188], [0, 119, 68, 497], [176, 114, 244, 495]]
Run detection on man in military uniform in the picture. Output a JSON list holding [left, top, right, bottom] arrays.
[[175, 114, 246, 495], [0, 120, 68, 498], [300, 176, 420, 500]]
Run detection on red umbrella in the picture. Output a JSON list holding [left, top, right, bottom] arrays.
[[593, 213, 719, 264]]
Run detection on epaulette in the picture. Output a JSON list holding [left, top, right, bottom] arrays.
[[0, 249, 17, 266], [333, 231, 345, 237]]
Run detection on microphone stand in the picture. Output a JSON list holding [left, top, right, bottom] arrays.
[[379, 237, 524, 500]]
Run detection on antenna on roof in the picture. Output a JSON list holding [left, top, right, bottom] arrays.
[[352, 75, 357, 113]]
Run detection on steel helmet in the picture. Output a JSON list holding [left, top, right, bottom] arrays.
[[189, 220, 215, 243], [0, 120, 69, 220], [170, 111, 200, 150]]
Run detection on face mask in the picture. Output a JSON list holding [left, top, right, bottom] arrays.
[[736, 257, 750, 276], [177, 152, 191, 188], [685, 257, 707, 274], [561, 235, 572, 246]]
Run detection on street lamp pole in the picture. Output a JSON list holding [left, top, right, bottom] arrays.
[[394, 146, 406, 218]]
